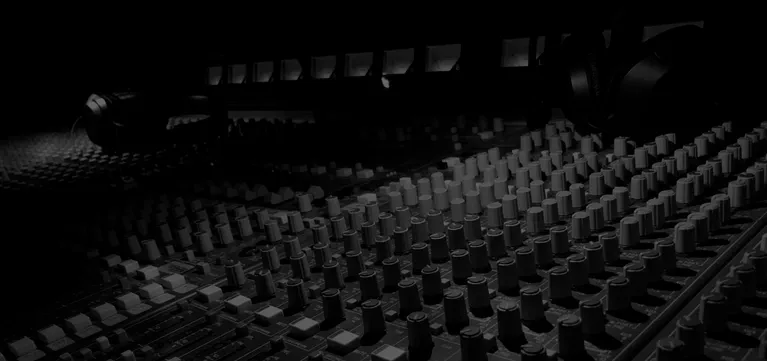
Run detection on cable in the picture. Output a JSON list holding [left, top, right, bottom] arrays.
[[70, 116, 82, 138]]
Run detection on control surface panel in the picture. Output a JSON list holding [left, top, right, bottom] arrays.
[[2, 118, 766, 361]]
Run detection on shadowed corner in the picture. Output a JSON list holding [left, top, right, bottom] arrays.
[[660, 220, 677, 229], [319, 315, 348, 332], [712, 227, 742, 236], [740, 201, 766, 211], [551, 296, 581, 309], [574, 283, 603, 295], [523, 318, 554, 333], [359, 330, 386, 346], [725, 217, 753, 226], [606, 307, 650, 323], [576, 234, 600, 244], [708, 329, 761, 348], [282, 304, 307, 317], [444, 322, 466, 336], [250, 293, 274, 304], [382, 285, 400, 293], [681, 249, 718, 258], [666, 266, 697, 277], [537, 261, 560, 271], [423, 294, 443, 306], [607, 258, 632, 267], [631, 241, 656, 250], [561, 351, 597, 361], [697, 237, 729, 247], [671, 209, 692, 219], [408, 343, 434, 360], [238, 246, 259, 257], [590, 270, 619, 280], [499, 287, 520, 297], [643, 231, 669, 240], [221, 284, 240, 293], [730, 311, 767, 328], [633, 293, 667, 307], [585, 331, 623, 350], [451, 277, 468, 286], [742, 296, 767, 309], [499, 334, 528, 353], [554, 249, 576, 258], [520, 274, 545, 284], [470, 305, 495, 318], [649, 279, 683, 291]]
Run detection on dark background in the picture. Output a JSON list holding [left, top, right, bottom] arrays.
[[6, 6, 761, 137]]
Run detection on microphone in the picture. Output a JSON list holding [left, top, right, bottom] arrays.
[[83, 92, 226, 152]]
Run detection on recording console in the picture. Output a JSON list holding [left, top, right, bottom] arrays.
[[1, 115, 766, 361]]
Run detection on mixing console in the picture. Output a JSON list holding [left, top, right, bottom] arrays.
[[2, 117, 767, 361]]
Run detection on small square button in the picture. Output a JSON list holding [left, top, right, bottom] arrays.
[[371, 344, 407, 361], [136, 266, 160, 280], [95, 336, 110, 351], [196, 285, 223, 304], [117, 260, 139, 274], [90, 303, 117, 322], [102, 254, 122, 268], [255, 305, 283, 325], [79, 348, 93, 359], [138, 283, 164, 299], [270, 336, 284, 351], [289, 317, 320, 339], [308, 285, 322, 299], [196, 262, 211, 275], [159, 274, 186, 290], [384, 310, 398, 321], [488, 288, 497, 299], [8, 337, 36, 357], [121, 351, 135, 361], [115, 293, 141, 310], [345, 298, 358, 309], [37, 325, 65, 344], [64, 314, 92, 333], [327, 330, 360, 355], [225, 295, 252, 314], [429, 323, 443, 335], [483, 333, 498, 352]]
